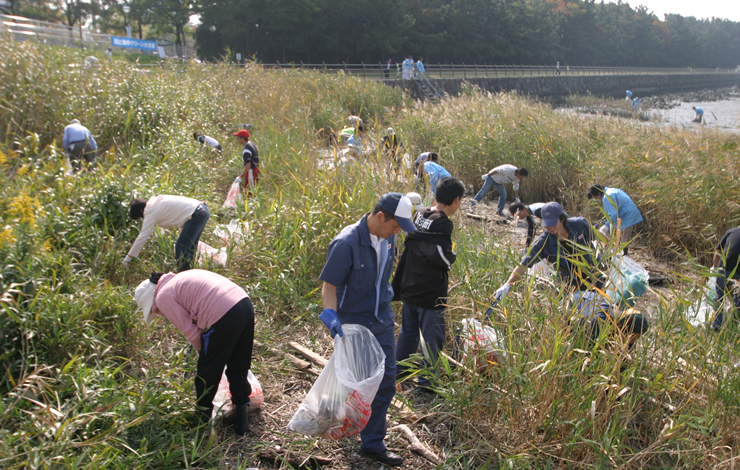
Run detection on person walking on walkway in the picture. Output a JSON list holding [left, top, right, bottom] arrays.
[[134, 269, 255, 435], [394, 177, 464, 393], [470, 164, 528, 217], [384, 58, 392, 79], [416, 57, 425, 78], [124, 195, 210, 272], [402, 56, 414, 80], [63, 119, 98, 173], [319, 192, 416, 467]]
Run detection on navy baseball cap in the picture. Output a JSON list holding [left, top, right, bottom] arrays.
[[541, 202, 564, 227], [378, 192, 416, 232]]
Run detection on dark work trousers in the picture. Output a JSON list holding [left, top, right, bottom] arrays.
[[67, 140, 97, 172], [195, 297, 255, 418], [395, 302, 446, 388], [586, 310, 649, 345], [359, 319, 396, 454], [712, 269, 740, 330], [175, 203, 210, 272]]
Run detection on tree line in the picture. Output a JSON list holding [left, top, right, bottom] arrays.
[[4, 0, 740, 68]]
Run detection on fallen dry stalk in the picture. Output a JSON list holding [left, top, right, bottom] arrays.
[[392, 424, 441, 465]]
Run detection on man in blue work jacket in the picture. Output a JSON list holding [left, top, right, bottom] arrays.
[[587, 184, 643, 255], [319, 192, 416, 467]]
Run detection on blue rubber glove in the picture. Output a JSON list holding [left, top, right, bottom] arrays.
[[319, 308, 344, 338]]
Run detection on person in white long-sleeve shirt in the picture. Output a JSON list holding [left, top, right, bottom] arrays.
[[62, 119, 98, 173], [123, 195, 210, 271]]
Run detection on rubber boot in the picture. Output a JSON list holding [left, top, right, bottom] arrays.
[[234, 403, 249, 436]]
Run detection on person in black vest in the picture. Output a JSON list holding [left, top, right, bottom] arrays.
[[394, 177, 465, 392]]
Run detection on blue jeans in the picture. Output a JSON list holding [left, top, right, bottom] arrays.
[[396, 302, 446, 388], [712, 268, 740, 329], [473, 178, 507, 213], [176, 203, 210, 272], [359, 319, 396, 454]]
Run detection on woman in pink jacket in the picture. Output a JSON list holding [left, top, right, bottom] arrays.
[[135, 269, 254, 435]]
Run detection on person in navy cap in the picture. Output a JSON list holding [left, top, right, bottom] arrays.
[[318, 192, 415, 467], [489, 202, 648, 347]]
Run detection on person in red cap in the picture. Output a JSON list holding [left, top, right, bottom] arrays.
[[233, 129, 259, 195]]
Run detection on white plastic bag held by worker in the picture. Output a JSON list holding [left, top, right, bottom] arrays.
[[287, 324, 385, 439]]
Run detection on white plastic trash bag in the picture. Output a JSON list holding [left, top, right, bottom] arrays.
[[287, 324, 385, 440], [528, 260, 556, 281], [222, 177, 243, 209], [214, 219, 249, 246], [211, 369, 264, 420], [460, 318, 508, 368], [686, 278, 717, 327], [605, 255, 649, 308], [197, 242, 227, 267]]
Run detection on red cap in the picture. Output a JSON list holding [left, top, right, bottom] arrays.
[[233, 129, 250, 139]]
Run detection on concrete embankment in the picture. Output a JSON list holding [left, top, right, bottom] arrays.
[[385, 73, 740, 99]]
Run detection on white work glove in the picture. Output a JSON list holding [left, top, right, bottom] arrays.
[[494, 283, 511, 302], [514, 197, 521, 203], [122, 255, 132, 265], [481, 174, 489, 181], [234, 176, 242, 184]]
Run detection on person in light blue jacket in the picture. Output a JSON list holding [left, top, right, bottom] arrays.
[[416, 58, 425, 77], [587, 184, 643, 254], [62, 119, 98, 173], [419, 154, 451, 196]]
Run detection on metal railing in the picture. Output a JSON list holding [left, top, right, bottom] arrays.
[[0, 13, 193, 57], [254, 61, 738, 79]]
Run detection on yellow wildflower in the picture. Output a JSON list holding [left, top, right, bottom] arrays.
[[7, 190, 42, 227], [0, 150, 6, 166], [0, 226, 15, 249], [16, 165, 28, 176]]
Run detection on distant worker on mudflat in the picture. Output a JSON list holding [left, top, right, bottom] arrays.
[[692, 106, 705, 123], [625, 90, 633, 101]]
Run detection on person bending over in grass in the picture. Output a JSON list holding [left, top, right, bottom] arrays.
[[233, 129, 259, 195], [586, 184, 643, 255], [418, 153, 451, 198], [134, 269, 254, 435], [490, 202, 648, 347], [710, 226, 740, 331], [193, 132, 222, 154], [124, 195, 210, 272], [470, 164, 528, 217], [319, 192, 417, 467], [509, 201, 545, 249], [63, 119, 97, 173], [394, 177, 464, 394]]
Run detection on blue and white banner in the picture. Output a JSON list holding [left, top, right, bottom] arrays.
[[111, 36, 157, 51]]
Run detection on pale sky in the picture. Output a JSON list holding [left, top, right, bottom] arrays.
[[616, 0, 740, 22]]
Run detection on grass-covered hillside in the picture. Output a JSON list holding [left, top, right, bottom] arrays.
[[1, 40, 739, 469]]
